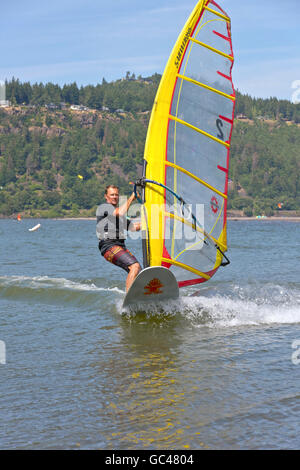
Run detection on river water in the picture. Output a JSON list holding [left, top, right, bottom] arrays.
[[0, 219, 299, 449]]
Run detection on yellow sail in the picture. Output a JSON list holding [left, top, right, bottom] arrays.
[[141, 0, 235, 287]]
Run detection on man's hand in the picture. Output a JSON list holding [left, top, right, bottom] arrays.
[[128, 221, 141, 232]]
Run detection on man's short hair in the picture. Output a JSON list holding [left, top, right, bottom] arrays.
[[105, 185, 119, 195]]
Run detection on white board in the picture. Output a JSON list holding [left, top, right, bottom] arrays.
[[122, 266, 179, 310], [29, 223, 41, 232]]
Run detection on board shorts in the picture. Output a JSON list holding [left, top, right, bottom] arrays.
[[102, 245, 139, 273]]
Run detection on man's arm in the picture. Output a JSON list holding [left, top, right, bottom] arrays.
[[113, 192, 136, 217]]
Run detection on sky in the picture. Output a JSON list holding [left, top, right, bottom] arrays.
[[1, 0, 299, 101]]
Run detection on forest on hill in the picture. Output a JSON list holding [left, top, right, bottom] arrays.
[[0, 74, 300, 218]]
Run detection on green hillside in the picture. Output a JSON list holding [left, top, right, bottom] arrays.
[[0, 75, 300, 217]]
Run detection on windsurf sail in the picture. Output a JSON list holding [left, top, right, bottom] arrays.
[[138, 0, 235, 287]]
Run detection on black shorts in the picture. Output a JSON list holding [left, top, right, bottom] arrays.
[[102, 245, 139, 273]]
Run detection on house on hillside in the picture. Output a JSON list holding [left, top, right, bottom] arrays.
[[45, 103, 58, 110], [0, 100, 11, 107], [70, 104, 89, 111]]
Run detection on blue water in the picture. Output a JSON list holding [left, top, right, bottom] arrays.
[[0, 219, 300, 449]]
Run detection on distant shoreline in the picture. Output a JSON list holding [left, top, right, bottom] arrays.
[[228, 217, 300, 222], [1, 216, 300, 222], [54, 216, 300, 222]]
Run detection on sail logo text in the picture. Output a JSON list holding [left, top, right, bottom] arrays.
[[175, 27, 192, 68]]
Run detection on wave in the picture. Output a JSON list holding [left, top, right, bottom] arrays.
[[181, 282, 300, 327], [121, 282, 300, 328], [1, 275, 299, 327], [0, 275, 125, 306]]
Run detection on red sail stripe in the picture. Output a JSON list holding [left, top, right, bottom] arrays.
[[217, 70, 231, 81], [213, 30, 230, 41], [219, 114, 233, 124]]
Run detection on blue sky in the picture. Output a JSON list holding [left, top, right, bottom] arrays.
[[1, 0, 299, 100]]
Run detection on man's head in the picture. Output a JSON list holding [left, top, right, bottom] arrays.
[[105, 185, 119, 206]]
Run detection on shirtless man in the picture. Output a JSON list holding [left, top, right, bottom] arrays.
[[96, 185, 141, 292]]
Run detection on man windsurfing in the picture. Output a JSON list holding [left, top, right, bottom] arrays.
[[96, 185, 141, 291]]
